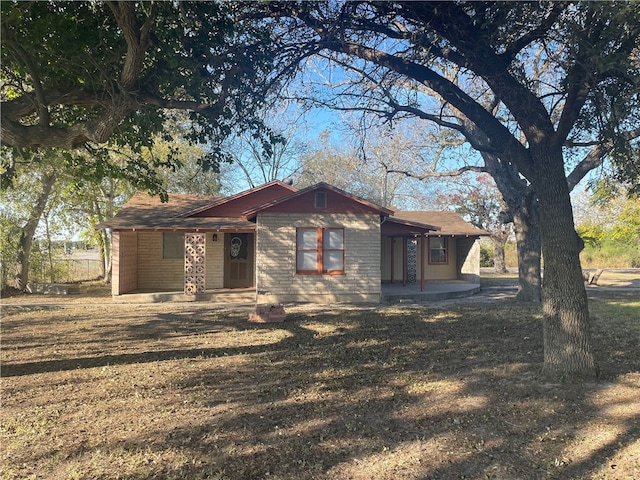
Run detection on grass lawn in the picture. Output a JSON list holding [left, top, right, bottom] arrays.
[[1, 287, 639, 479], [480, 270, 640, 289]]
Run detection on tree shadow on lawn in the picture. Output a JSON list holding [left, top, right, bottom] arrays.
[[160, 310, 640, 479], [3, 298, 639, 479], [79, 305, 640, 478], [1, 307, 276, 377]]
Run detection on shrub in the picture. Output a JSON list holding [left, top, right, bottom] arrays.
[[480, 244, 494, 267]]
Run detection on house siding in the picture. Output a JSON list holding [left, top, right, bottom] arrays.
[[256, 212, 381, 303], [133, 232, 224, 291], [112, 231, 138, 295]]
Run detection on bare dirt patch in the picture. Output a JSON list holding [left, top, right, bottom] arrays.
[[1, 291, 639, 479]]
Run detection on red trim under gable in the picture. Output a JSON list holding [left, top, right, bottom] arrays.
[[183, 181, 297, 218], [243, 182, 394, 219]]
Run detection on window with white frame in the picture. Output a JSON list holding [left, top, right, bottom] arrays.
[[296, 227, 344, 274]]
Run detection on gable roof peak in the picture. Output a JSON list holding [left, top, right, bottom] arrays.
[[242, 181, 394, 218], [179, 180, 297, 218]]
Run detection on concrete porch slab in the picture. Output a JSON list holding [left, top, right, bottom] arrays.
[[113, 283, 480, 304], [382, 281, 480, 303], [113, 287, 256, 304]]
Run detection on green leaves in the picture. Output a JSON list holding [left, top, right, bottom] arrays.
[[1, 0, 282, 189]]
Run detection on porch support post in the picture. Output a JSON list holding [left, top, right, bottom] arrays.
[[402, 235, 407, 287], [420, 234, 425, 292], [184, 232, 206, 295], [390, 237, 395, 284]]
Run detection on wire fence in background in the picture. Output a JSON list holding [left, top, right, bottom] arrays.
[[30, 258, 104, 284]]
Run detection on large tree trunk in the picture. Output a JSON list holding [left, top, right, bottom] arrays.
[[534, 149, 596, 381], [492, 236, 508, 273], [482, 153, 542, 300], [512, 194, 542, 303], [14, 173, 56, 290], [497, 190, 542, 302]]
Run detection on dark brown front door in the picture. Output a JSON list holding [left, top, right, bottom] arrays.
[[224, 233, 254, 288]]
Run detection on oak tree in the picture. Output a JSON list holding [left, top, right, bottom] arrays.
[[257, 1, 640, 380]]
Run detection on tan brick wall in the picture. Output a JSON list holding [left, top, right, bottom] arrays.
[[256, 213, 381, 303], [112, 231, 138, 295], [132, 232, 225, 292], [422, 237, 457, 280], [137, 232, 183, 290], [206, 233, 224, 289]]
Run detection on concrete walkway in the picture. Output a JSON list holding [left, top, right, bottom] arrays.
[[382, 281, 481, 303]]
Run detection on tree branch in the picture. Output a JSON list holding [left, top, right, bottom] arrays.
[[566, 126, 640, 191], [554, 63, 591, 147], [106, 1, 154, 91], [1, 89, 110, 120], [1, 23, 50, 126], [317, 39, 525, 159], [501, 3, 569, 63], [386, 164, 487, 180]]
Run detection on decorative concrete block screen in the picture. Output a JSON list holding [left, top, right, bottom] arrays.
[[184, 233, 206, 294], [407, 238, 418, 284]]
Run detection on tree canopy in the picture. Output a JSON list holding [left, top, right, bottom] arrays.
[[257, 1, 640, 188], [1, 1, 280, 189]]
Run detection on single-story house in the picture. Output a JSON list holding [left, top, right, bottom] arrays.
[[100, 181, 488, 303]]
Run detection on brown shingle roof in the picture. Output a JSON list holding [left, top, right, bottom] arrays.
[[392, 211, 489, 236], [99, 190, 490, 236], [98, 192, 255, 231]]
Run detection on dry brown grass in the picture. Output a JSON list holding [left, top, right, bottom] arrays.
[[481, 270, 640, 289], [1, 286, 639, 480]]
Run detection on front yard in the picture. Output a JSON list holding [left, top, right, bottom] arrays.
[[1, 287, 639, 479]]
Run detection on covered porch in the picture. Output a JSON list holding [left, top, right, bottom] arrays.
[[381, 215, 484, 293], [111, 228, 256, 298]]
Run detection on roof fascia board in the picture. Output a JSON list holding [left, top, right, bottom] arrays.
[[107, 227, 256, 233], [384, 216, 441, 232]]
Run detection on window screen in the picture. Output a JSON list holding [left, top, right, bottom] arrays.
[[429, 237, 447, 264], [163, 233, 184, 259], [296, 227, 344, 273]]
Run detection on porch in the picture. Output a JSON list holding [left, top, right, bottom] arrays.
[[381, 280, 480, 303], [112, 287, 256, 304], [111, 282, 480, 304]]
